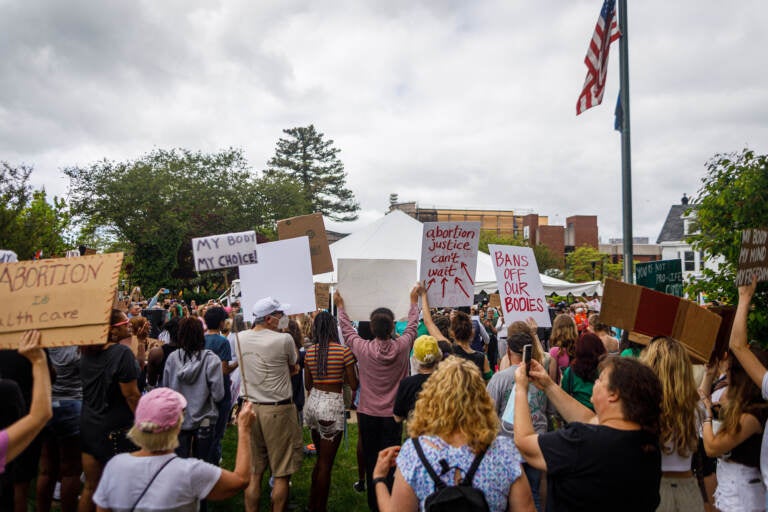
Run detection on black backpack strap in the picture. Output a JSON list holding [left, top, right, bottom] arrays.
[[130, 455, 177, 511], [462, 448, 487, 486], [412, 437, 447, 490]]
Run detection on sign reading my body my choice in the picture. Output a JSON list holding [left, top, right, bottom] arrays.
[[489, 244, 551, 327], [193, 231, 258, 272], [420, 222, 480, 307]]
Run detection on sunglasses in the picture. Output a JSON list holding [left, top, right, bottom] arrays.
[[111, 319, 130, 327]]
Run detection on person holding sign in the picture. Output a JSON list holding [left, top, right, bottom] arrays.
[[334, 285, 421, 512], [0, 331, 52, 475], [728, 277, 768, 510]]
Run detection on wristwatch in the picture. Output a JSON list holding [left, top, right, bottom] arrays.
[[372, 477, 388, 487]]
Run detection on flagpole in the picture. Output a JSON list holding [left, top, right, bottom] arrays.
[[618, 0, 634, 283]]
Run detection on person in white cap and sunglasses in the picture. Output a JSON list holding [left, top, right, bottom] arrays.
[[237, 297, 303, 512], [92, 387, 255, 511]]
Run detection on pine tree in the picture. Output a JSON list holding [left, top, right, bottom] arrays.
[[265, 125, 360, 221]]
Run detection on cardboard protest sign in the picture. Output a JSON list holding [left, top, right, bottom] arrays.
[[0, 252, 124, 348], [736, 228, 768, 286], [192, 231, 258, 272], [239, 237, 315, 317], [488, 245, 551, 327], [419, 222, 480, 307], [600, 278, 722, 362], [315, 282, 330, 310], [0, 250, 18, 263], [488, 293, 501, 309], [277, 213, 333, 275], [336, 259, 417, 321], [635, 259, 683, 297]]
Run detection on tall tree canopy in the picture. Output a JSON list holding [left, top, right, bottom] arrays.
[[687, 148, 768, 342], [64, 148, 306, 292], [265, 124, 360, 221], [0, 162, 71, 259]]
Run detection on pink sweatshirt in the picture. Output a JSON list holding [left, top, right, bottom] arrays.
[[338, 303, 419, 417]]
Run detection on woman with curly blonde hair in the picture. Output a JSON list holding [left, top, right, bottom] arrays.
[[640, 337, 703, 511], [548, 314, 578, 383], [373, 357, 534, 512]]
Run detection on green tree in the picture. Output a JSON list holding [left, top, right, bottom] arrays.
[[565, 246, 625, 282], [265, 125, 360, 221], [687, 148, 768, 342], [0, 162, 33, 251], [64, 148, 307, 292]]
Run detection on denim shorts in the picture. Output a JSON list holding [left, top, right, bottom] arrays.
[[48, 400, 82, 439]]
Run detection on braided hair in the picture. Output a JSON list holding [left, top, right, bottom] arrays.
[[312, 311, 339, 378]]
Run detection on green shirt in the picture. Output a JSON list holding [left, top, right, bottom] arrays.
[[561, 367, 595, 411]]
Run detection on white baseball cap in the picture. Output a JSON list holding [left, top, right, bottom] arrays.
[[252, 297, 290, 321]]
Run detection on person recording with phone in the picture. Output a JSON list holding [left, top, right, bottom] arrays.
[[486, 332, 548, 511]]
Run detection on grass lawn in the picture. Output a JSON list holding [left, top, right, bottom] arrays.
[[209, 422, 366, 511]]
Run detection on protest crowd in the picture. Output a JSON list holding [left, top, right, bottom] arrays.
[[1, 273, 768, 512]]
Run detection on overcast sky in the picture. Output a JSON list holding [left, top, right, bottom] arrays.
[[2, 0, 766, 242]]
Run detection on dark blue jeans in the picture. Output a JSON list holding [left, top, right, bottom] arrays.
[[210, 398, 230, 464], [524, 462, 543, 512], [177, 425, 215, 464]]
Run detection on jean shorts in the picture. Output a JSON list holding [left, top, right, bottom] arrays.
[[48, 400, 82, 439]]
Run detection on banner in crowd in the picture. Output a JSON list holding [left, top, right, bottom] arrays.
[[336, 258, 417, 321], [419, 221, 480, 307], [277, 213, 334, 275], [635, 259, 683, 296], [600, 278, 722, 362], [0, 252, 124, 348], [315, 282, 330, 310], [239, 237, 315, 317], [192, 230, 258, 272], [488, 244, 551, 327], [736, 228, 768, 286], [0, 250, 18, 263]]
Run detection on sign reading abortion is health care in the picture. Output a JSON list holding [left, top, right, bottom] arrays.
[[419, 222, 480, 307], [737, 228, 768, 286], [489, 244, 551, 327], [0, 252, 123, 348], [193, 231, 258, 272]]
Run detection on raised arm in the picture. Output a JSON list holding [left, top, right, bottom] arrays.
[[529, 359, 595, 424], [4, 331, 53, 464], [419, 285, 449, 343], [513, 363, 547, 470], [396, 285, 422, 345], [333, 290, 364, 349], [729, 276, 766, 390]]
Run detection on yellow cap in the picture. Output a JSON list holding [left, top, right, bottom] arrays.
[[413, 335, 442, 365]]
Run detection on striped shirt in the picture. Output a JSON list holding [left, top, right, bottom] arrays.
[[305, 343, 356, 386]]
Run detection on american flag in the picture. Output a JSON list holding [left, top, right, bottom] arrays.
[[576, 0, 621, 115]]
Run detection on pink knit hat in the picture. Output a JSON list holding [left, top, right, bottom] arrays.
[[134, 387, 187, 433]]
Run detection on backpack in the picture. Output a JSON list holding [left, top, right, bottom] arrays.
[[412, 437, 490, 512]]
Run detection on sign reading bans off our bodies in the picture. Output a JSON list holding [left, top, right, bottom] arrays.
[[489, 244, 551, 327], [419, 221, 480, 307], [193, 231, 258, 272], [0, 252, 123, 348]]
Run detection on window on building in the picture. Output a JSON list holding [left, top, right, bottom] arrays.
[[684, 251, 695, 271]]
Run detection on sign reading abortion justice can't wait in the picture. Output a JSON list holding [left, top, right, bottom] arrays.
[[489, 244, 551, 328], [192, 231, 258, 272], [0, 252, 124, 348], [419, 222, 480, 307]]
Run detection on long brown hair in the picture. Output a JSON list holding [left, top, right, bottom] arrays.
[[720, 346, 768, 434], [550, 314, 578, 359]]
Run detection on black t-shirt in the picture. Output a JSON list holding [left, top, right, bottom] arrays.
[[539, 422, 661, 512], [80, 344, 138, 435], [452, 344, 486, 374], [393, 373, 430, 419]]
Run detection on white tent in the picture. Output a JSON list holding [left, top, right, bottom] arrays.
[[315, 211, 602, 296]]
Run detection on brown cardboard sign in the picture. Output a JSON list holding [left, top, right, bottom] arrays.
[[314, 282, 330, 311], [0, 253, 124, 348], [601, 278, 722, 360], [277, 213, 334, 275], [737, 228, 768, 286], [488, 293, 501, 309]]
